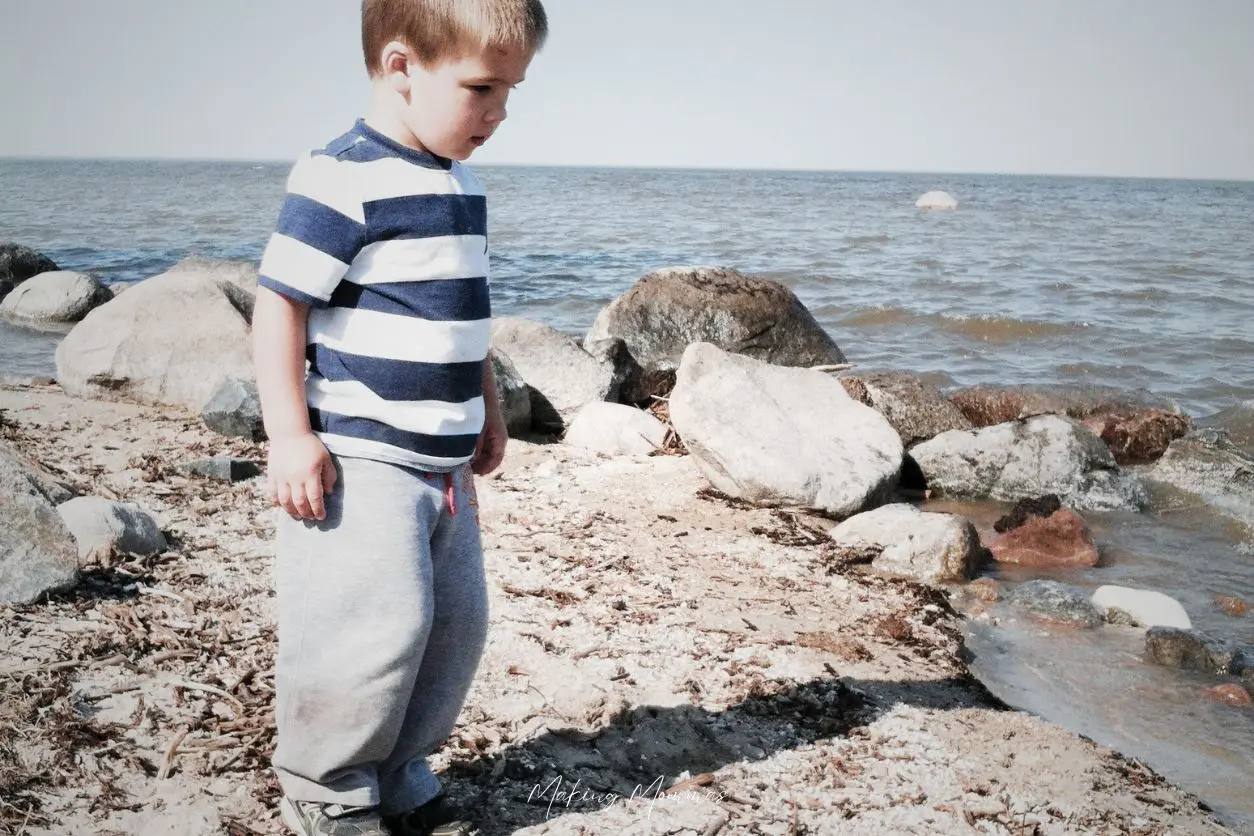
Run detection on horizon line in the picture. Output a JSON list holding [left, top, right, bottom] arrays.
[[1, 154, 1251, 185]]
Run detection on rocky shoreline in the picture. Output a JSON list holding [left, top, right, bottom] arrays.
[[2, 247, 1253, 834], [0, 379, 1239, 835]]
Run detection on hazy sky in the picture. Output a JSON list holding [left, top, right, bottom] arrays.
[[2, 0, 1251, 179]]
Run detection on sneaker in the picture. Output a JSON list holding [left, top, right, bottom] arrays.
[[382, 795, 475, 836], [280, 797, 389, 836]]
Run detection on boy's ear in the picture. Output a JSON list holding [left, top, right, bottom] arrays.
[[379, 40, 413, 92]]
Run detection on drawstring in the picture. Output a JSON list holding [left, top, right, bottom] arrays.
[[443, 471, 457, 516]]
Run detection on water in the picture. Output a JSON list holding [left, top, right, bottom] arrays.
[[2, 159, 1253, 826]]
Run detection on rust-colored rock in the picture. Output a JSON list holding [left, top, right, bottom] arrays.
[[1082, 410, 1191, 465], [987, 509, 1100, 569], [1202, 684, 1252, 707], [1215, 596, 1251, 618]]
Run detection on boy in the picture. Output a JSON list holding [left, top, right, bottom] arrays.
[[252, 2, 547, 834]]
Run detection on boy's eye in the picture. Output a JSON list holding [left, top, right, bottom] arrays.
[[469, 85, 492, 94]]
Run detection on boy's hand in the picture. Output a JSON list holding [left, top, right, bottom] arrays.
[[266, 433, 337, 521], [472, 414, 508, 476]]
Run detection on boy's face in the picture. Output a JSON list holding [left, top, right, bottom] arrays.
[[400, 45, 533, 161]]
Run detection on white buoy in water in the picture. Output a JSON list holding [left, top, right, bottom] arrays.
[[915, 190, 958, 210]]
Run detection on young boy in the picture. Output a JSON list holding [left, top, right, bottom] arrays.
[[252, 2, 547, 834]]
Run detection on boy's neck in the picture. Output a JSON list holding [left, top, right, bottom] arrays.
[[364, 87, 429, 155]]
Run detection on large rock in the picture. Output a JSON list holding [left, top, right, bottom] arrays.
[[0, 439, 75, 504], [584, 267, 846, 401], [563, 402, 668, 456], [167, 255, 258, 292], [948, 384, 1189, 465], [839, 371, 972, 448], [0, 243, 59, 301], [669, 342, 902, 516], [491, 317, 617, 430], [56, 497, 167, 565], [1145, 627, 1249, 677], [1, 445, 79, 604], [910, 415, 1146, 511], [490, 349, 532, 437], [829, 504, 983, 583], [0, 270, 112, 325], [1008, 580, 1103, 628], [201, 378, 264, 441], [986, 496, 1100, 569], [1091, 586, 1191, 630], [1145, 432, 1254, 536], [54, 267, 254, 413]]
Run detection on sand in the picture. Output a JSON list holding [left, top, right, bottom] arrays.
[[0, 380, 1236, 836]]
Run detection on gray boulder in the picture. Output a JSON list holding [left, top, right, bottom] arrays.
[[55, 266, 254, 413], [1145, 432, 1254, 537], [910, 415, 1146, 511], [490, 349, 532, 437], [839, 371, 972, 448], [1145, 627, 1249, 677], [1, 445, 79, 604], [669, 342, 902, 516], [948, 384, 1189, 465], [201, 378, 265, 441], [491, 317, 617, 429], [1008, 580, 1103, 628], [0, 243, 58, 301], [56, 497, 167, 565], [829, 504, 983, 583], [584, 267, 846, 401], [563, 402, 668, 456], [0, 271, 112, 325], [0, 439, 75, 504]]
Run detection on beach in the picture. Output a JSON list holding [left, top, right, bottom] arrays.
[[0, 378, 1237, 835]]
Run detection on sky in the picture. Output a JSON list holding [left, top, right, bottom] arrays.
[[1, 0, 1252, 179]]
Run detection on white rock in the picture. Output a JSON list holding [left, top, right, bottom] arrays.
[[1091, 585, 1192, 630], [54, 267, 254, 412], [0, 270, 112, 323], [57, 497, 168, 564], [830, 504, 982, 583], [669, 342, 903, 516], [563, 402, 668, 456], [916, 190, 958, 210]]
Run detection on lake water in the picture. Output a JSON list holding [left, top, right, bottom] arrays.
[[2, 158, 1252, 829]]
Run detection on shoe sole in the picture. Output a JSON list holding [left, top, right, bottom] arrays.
[[280, 796, 311, 836]]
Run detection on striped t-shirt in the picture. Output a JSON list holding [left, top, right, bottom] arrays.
[[258, 119, 490, 472]]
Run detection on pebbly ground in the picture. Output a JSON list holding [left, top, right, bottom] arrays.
[[0, 381, 1235, 836]]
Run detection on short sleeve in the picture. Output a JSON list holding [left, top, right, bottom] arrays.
[[258, 152, 366, 307]]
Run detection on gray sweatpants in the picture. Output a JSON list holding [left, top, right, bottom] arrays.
[[271, 455, 489, 815]]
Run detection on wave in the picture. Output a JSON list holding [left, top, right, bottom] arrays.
[[835, 306, 1089, 343]]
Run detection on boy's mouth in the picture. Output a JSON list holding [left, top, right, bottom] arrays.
[[470, 136, 487, 147]]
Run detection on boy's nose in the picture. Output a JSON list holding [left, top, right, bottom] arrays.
[[487, 104, 507, 125]]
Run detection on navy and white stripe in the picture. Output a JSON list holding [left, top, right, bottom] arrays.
[[259, 119, 490, 470]]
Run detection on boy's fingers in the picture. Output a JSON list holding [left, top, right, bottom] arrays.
[[306, 477, 326, 520], [290, 483, 315, 520]]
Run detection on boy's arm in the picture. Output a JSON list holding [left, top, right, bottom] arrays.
[[253, 287, 336, 520], [253, 151, 364, 519], [473, 357, 508, 476]]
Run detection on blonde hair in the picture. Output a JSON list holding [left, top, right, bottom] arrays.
[[362, 0, 548, 75]]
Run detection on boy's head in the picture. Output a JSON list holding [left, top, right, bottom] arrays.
[[362, 0, 548, 161]]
